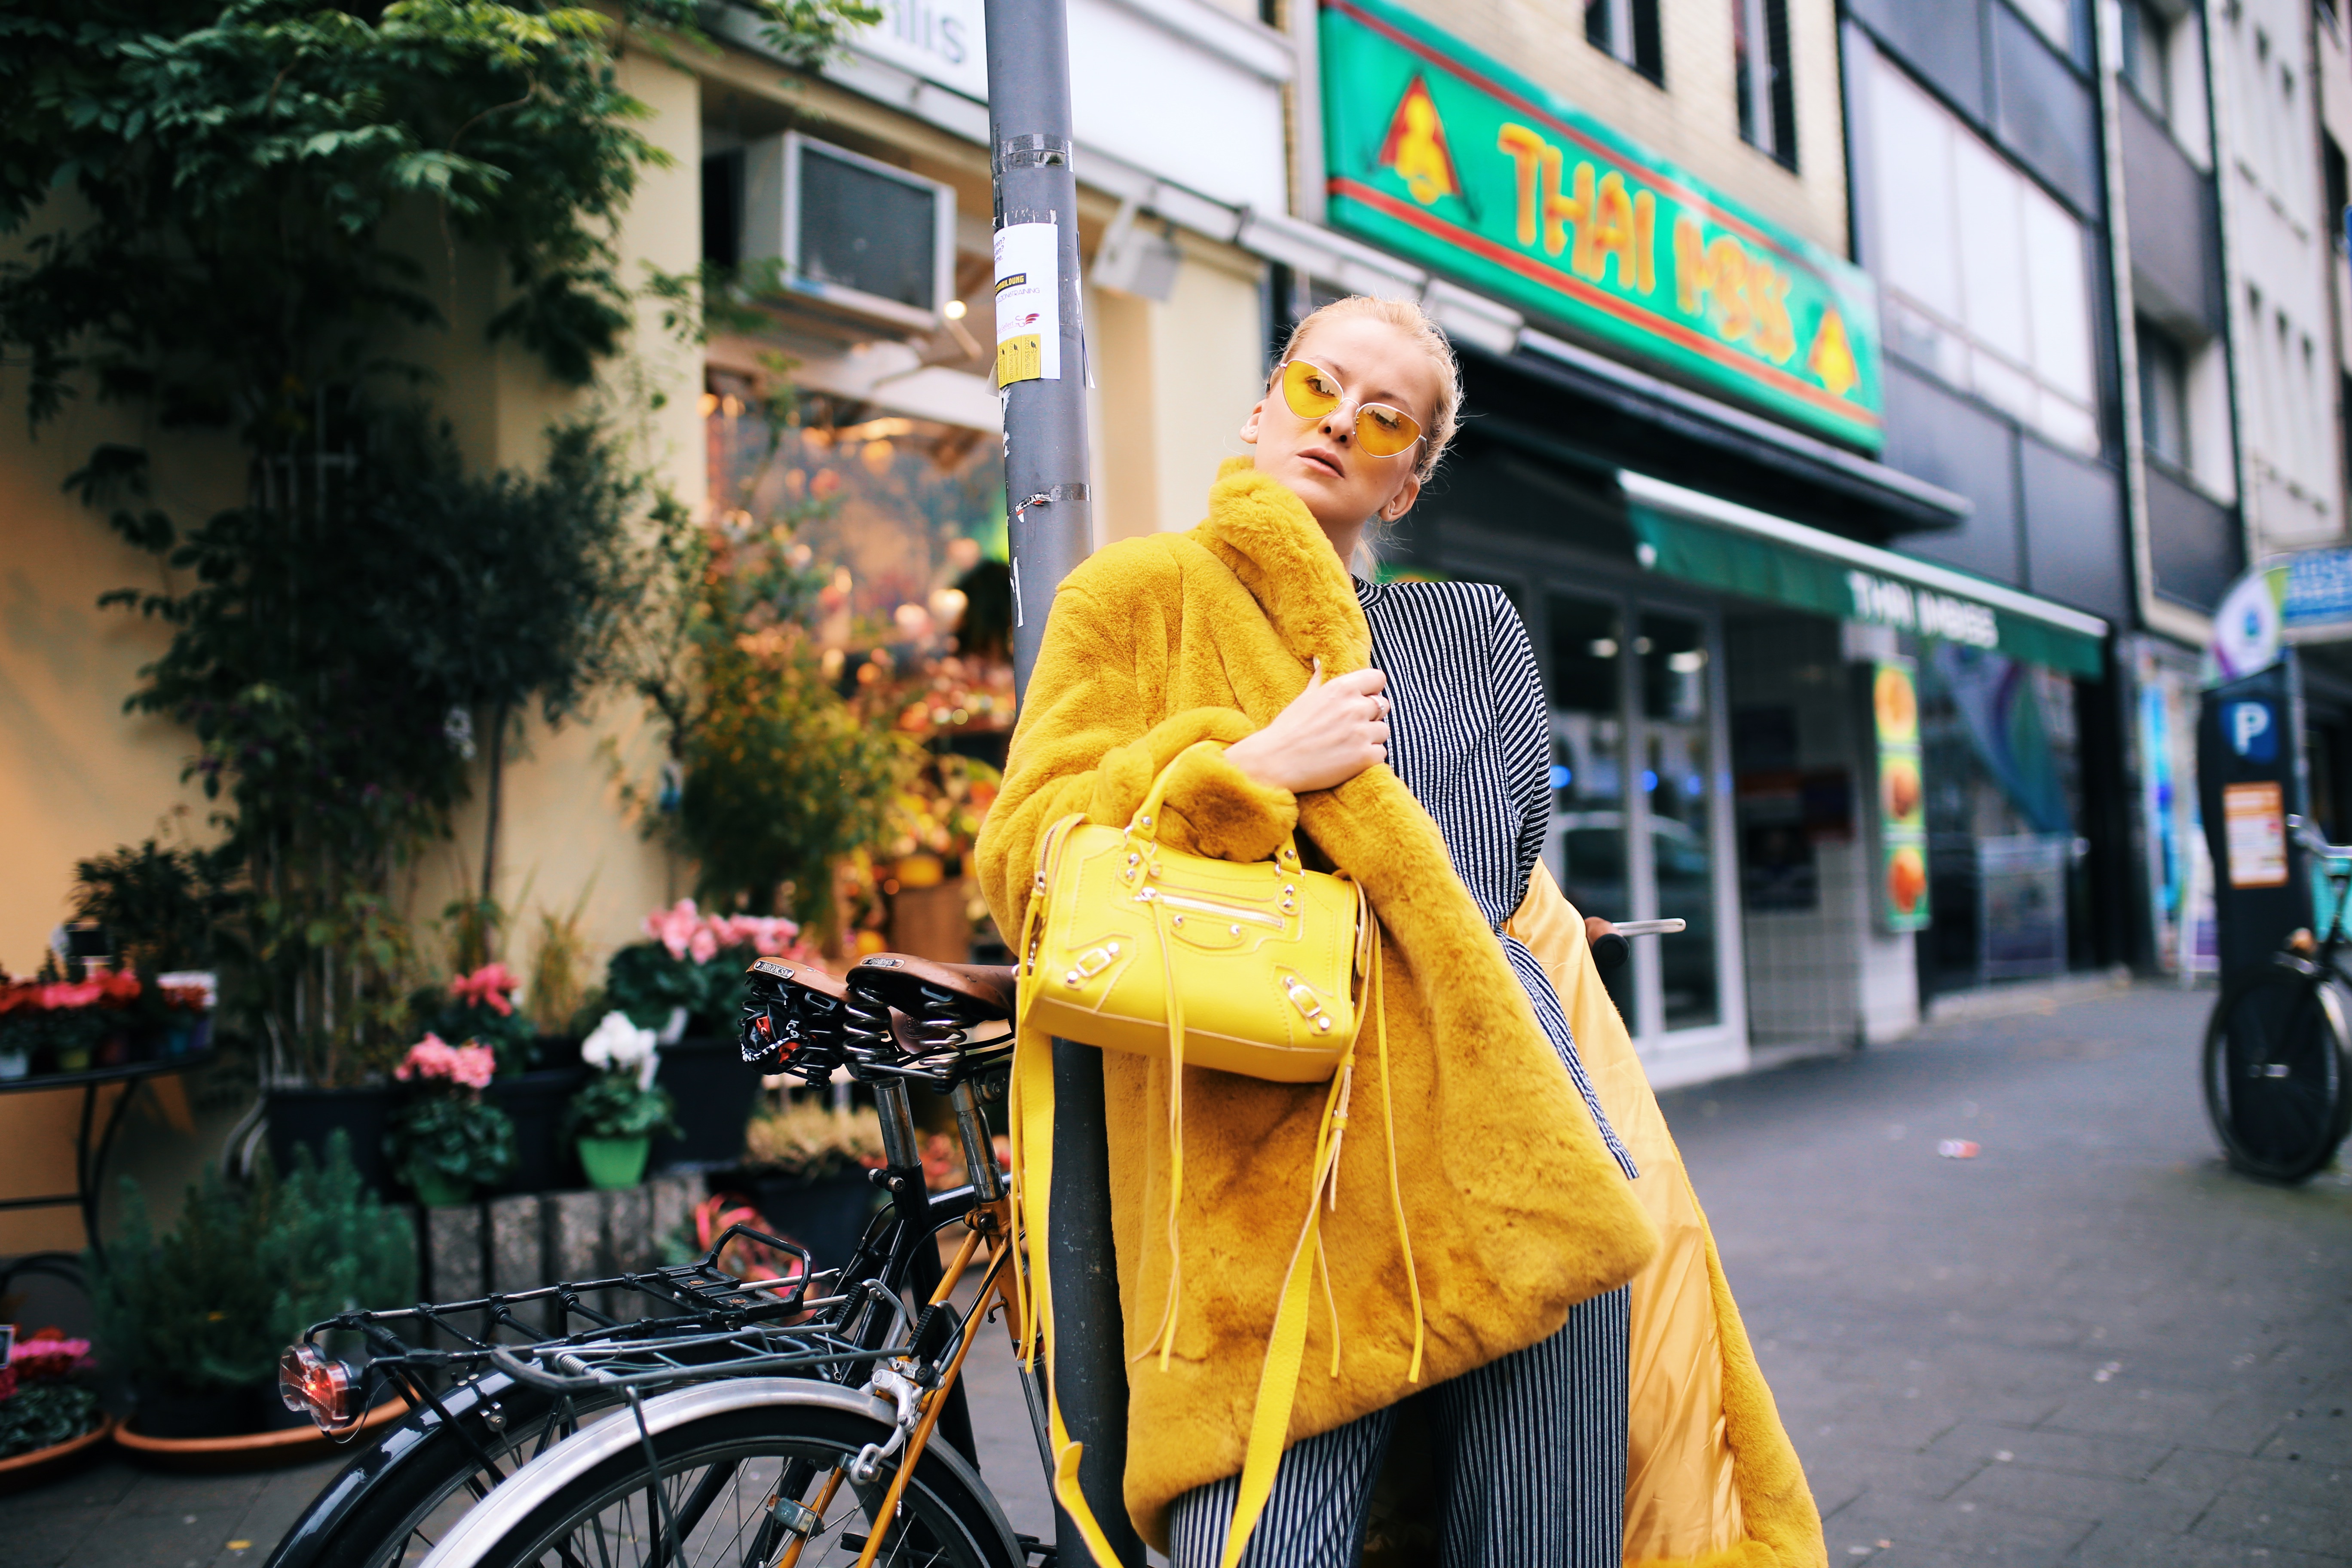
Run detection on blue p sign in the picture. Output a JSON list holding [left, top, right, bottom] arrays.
[[2227, 701, 2277, 762]]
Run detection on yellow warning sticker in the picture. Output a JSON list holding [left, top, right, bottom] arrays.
[[997, 335, 1043, 386]]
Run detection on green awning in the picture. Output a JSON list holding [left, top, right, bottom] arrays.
[[1623, 472, 2108, 678]]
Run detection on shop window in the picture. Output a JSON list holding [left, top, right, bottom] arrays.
[[1586, 0, 1663, 86], [1866, 56, 2100, 455], [1733, 0, 1797, 170], [2137, 319, 2191, 471]]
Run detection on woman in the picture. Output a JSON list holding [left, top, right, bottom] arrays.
[[977, 296, 1659, 1567]]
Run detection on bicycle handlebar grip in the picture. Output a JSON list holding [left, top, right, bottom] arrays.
[[1591, 930, 1629, 973]]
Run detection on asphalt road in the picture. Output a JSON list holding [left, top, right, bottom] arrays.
[[6, 981, 2346, 1565]]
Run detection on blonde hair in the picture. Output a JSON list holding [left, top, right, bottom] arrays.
[[1271, 294, 1463, 486]]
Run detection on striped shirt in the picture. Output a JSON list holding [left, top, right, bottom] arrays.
[[1356, 577, 1637, 1180]]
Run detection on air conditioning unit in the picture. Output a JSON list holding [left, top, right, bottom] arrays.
[[738, 132, 956, 333]]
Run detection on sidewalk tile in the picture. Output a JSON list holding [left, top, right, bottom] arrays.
[[1926, 1421, 2172, 1480], [2039, 1387, 2283, 1453], [2151, 1448, 2352, 1512], [1819, 1491, 2095, 1562], [2068, 1519, 2344, 1567], [1947, 1461, 2214, 1533], [2188, 1490, 2352, 1558]]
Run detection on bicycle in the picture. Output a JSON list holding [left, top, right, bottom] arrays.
[[275, 916, 1673, 1566], [2201, 816, 2352, 1183], [268, 954, 1042, 1568]]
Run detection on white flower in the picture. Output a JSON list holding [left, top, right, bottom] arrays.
[[582, 1010, 659, 1091]]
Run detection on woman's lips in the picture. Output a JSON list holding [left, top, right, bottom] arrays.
[[1298, 449, 1344, 478]]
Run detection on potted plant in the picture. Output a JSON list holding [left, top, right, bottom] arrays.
[[383, 1036, 514, 1207], [724, 1094, 888, 1268], [604, 902, 822, 1168], [0, 1329, 107, 1491], [91, 1134, 415, 1445], [565, 1013, 679, 1191]]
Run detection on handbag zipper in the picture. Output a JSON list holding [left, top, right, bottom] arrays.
[[1138, 888, 1286, 930]]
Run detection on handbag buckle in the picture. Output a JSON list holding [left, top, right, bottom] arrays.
[[1284, 977, 1333, 1032], [1063, 943, 1121, 988]]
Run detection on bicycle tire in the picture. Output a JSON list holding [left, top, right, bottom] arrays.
[[2203, 960, 2352, 1183], [265, 1375, 600, 1568], [415, 1378, 1021, 1568]]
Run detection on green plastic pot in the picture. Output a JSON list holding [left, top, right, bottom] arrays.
[[410, 1171, 474, 1208], [578, 1136, 651, 1191]]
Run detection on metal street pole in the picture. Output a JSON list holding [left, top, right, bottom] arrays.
[[983, 3, 1142, 1563]]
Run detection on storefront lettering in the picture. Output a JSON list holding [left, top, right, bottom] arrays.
[[1672, 217, 1795, 364], [1846, 570, 1999, 649], [1496, 124, 1655, 294]]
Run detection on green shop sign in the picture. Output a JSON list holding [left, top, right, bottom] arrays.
[[1320, 0, 1885, 451]]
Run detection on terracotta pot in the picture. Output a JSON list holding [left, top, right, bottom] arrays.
[[115, 1396, 407, 1473], [0, 1415, 118, 1496]]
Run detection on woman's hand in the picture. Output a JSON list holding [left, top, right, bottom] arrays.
[[1225, 662, 1391, 794]]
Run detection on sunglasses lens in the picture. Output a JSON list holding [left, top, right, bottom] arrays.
[[1357, 402, 1422, 457], [1281, 359, 1342, 418]]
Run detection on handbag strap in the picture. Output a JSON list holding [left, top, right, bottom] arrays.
[[1126, 740, 1310, 873]]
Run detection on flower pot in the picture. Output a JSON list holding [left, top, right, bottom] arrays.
[[116, 1395, 407, 1473], [486, 1067, 589, 1193], [128, 1383, 248, 1441], [0, 1415, 116, 1496], [578, 1136, 652, 1191], [265, 1084, 397, 1198], [54, 1047, 91, 1074], [722, 1168, 884, 1269], [649, 1038, 761, 1171], [410, 1170, 475, 1208]]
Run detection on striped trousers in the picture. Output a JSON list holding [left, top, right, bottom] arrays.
[[1165, 1285, 1630, 1568]]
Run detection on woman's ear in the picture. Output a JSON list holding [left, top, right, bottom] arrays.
[[1238, 396, 1267, 445], [1380, 472, 1423, 522]]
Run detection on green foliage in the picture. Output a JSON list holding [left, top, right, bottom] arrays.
[[91, 1133, 416, 1393], [70, 839, 243, 974], [602, 940, 742, 1034], [0, 0, 879, 429], [385, 1093, 517, 1192], [0, 1384, 101, 1459], [630, 518, 915, 921], [563, 1068, 680, 1140]]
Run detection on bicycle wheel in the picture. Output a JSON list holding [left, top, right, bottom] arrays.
[[2203, 961, 2352, 1182], [419, 1378, 1021, 1568], [266, 1376, 603, 1568]]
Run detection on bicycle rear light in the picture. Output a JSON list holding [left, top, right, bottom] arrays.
[[279, 1342, 362, 1435]]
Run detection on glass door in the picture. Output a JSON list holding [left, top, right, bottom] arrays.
[[1541, 588, 1740, 1056]]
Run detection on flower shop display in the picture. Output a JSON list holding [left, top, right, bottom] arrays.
[[412, 961, 538, 1076], [93, 1134, 414, 1443], [383, 1036, 515, 1207], [564, 1012, 679, 1190], [0, 965, 216, 1080]]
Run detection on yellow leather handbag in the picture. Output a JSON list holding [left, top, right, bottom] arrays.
[[1018, 741, 1372, 1078]]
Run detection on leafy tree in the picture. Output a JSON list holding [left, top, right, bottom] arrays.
[[0, 0, 874, 1081]]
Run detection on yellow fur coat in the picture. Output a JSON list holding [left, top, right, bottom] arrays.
[[977, 460, 1821, 1565]]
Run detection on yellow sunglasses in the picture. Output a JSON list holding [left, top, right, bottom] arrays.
[[1277, 359, 1424, 459]]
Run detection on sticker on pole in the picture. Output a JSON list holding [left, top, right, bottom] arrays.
[[994, 221, 1060, 387]]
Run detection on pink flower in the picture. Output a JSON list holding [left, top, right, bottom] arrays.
[[38, 980, 103, 1010], [395, 1033, 497, 1090], [646, 899, 701, 961], [688, 925, 719, 965], [450, 962, 519, 1016]]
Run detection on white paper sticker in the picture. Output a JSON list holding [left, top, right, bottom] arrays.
[[993, 221, 1060, 386], [2224, 780, 2288, 888]]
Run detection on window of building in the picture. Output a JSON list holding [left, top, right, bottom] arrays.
[[2137, 320, 2190, 470], [1586, 0, 1663, 85], [1734, 0, 1798, 168], [2122, 0, 2171, 119], [2327, 130, 2348, 251], [1866, 57, 2100, 453], [2009, 0, 2077, 55]]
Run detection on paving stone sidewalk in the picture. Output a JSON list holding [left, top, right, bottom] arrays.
[[1671, 983, 2352, 1566], [7, 980, 2346, 1565]]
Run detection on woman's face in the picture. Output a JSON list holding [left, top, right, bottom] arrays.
[[1240, 314, 1440, 538]]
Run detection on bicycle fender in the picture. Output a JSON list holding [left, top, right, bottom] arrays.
[[413, 1376, 1022, 1568]]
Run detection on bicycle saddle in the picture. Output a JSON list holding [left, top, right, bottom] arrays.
[[848, 955, 1018, 1025], [740, 958, 854, 1079]]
